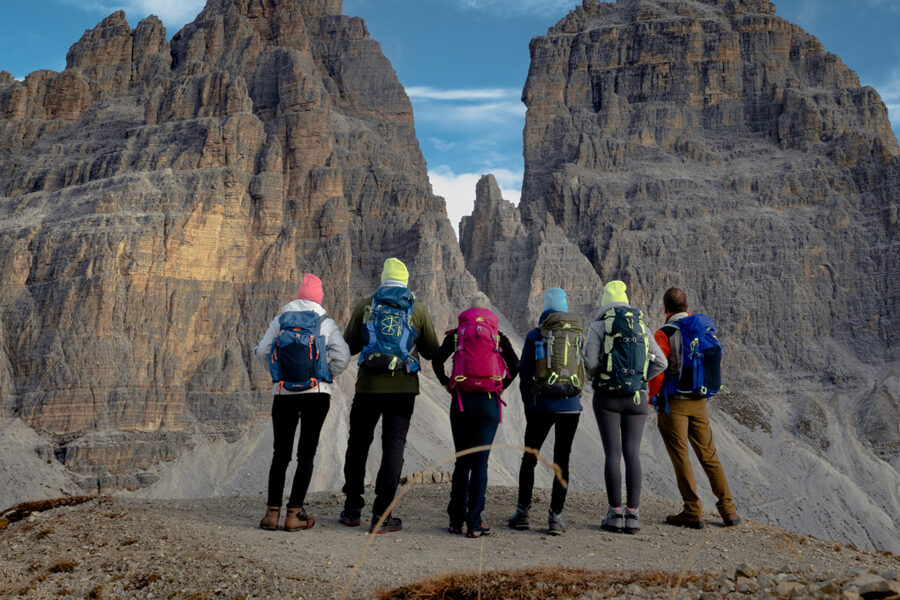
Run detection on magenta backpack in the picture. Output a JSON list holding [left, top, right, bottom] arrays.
[[449, 308, 509, 412]]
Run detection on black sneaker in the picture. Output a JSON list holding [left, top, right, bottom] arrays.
[[448, 523, 463, 535], [507, 505, 530, 530], [466, 523, 492, 538], [339, 509, 361, 527], [369, 515, 402, 534]]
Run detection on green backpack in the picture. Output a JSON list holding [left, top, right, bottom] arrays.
[[594, 306, 649, 395], [533, 312, 585, 398]]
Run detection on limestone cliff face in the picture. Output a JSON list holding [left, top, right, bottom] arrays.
[[0, 0, 474, 490], [463, 0, 899, 445], [459, 0, 900, 550], [460, 175, 601, 326]]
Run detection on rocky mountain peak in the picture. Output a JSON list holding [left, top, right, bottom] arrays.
[[0, 0, 473, 491], [65, 11, 133, 70], [461, 0, 900, 552]]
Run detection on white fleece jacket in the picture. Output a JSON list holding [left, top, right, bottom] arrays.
[[255, 299, 351, 396]]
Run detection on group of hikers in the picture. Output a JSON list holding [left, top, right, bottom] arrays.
[[254, 258, 741, 538]]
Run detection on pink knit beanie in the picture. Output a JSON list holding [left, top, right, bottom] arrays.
[[297, 273, 324, 304]]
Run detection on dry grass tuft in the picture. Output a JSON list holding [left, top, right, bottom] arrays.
[[48, 560, 78, 573], [376, 567, 716, 600], [0, 496, 97, 527], [127, 573, 161, 591]]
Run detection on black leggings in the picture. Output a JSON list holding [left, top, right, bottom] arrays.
[[266, 394, 330, 507], [516, 411, 580, 514], [593, 394, 648, 509]]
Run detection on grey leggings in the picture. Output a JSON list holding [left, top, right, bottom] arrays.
[[593, 394, 648, 509]]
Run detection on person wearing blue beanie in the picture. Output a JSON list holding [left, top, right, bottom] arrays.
[[508, 287, 582, 536], [542, 288, 568, 313]]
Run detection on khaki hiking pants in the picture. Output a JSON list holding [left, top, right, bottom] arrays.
[[657, 397, 737, 518]]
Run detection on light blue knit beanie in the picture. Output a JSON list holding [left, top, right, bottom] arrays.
[[542, 287, 568, 313]]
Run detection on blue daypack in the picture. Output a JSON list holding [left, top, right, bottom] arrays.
[[269, 311, 332, 391], [359, 286, 419, 373], [661, 314, 723, 408]]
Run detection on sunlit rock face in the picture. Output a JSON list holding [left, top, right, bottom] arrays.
[[0, 0, 475, 491], [459, 0, 900, 552]]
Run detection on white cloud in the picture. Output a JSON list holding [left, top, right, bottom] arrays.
[[876, 70, 900, 131], [864, 0, 900, 14], [407, 86, 520, 101], [408, 86, 525, 125], [429, 165, 522, 239], [451, 0, 574, 17], [414, 98, 525, 126], [57, 0, 204, 30]]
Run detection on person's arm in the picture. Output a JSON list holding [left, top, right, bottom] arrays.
[[519, 333, 535, 401], [583, 320, 603, 378], [432, 332, 456, 387], [645, 333, 668, 384], [499, 332, 520, 389], [255, 315, 280, 363], [324, 317, 351, 377], [648, 329, 670, 400], [413, 302, 440, 361], [343, 298, 368, 357]]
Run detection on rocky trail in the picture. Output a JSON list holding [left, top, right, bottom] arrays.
[[1, 485, 897, 599]]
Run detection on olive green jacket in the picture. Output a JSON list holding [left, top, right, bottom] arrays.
[[344, 288, 439, 395]]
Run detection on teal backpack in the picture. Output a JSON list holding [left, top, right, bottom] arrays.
[[594, 306, 649, 396]]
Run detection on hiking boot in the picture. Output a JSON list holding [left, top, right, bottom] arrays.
[[507, 504, 530, 530], [666, 512, 705, 529], [466, 523, 492, 538], [722, 513, 741, 527], [601, 506, 623, 533], [339, 509, 361, 527], [369, 514, 402, 534], [284, 506, 314, 531], [548, 510, 567, 536], [624, 507, 640, 534], [259, 506, 281, 531]]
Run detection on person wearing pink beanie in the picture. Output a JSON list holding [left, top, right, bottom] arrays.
[[296, 273, 324, 304], [254, 274, 350, 532]]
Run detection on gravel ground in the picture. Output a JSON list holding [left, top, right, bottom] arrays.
[[1, 485, 897, 599]]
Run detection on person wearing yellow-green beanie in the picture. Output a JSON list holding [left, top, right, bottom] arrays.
[[340, 257, 438, 534], [584, 280, 668, 536], [380, 257, 409, 286]]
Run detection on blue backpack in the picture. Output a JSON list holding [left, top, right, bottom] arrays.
[[359, 286, 419, 373], [659, 314, 723, 411], [269, 311, 332, 391]]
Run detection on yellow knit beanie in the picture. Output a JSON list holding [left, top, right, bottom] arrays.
[[381, 257, 409, 286], [602, 280, 629, 305]]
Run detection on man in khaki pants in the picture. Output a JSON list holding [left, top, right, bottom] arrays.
[[648, 287, 740, 529]]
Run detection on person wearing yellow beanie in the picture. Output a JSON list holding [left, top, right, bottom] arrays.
[[601, 280, 629, 306], [340, 256, 438, 534], [584, 280, 667, 535], [381, 257, 409, 286]]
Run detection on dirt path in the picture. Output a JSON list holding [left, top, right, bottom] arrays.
[[1, 485, 897, 599]]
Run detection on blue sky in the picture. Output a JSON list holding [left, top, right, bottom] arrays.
[[2, 0, 899, 234]]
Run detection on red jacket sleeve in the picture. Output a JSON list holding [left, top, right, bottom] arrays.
[[648, 329, 670, 401]]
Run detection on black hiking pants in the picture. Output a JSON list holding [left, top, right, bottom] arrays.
[[266, 393, 330, 507], [342, 393, 415, 520], [516, 410, 580, 514]]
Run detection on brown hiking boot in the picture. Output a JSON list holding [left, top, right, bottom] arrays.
[[259, 506, 281, 531], [721, 513, 742, 527], [284, 506, 314, 532], [665, 512, 705, 529]]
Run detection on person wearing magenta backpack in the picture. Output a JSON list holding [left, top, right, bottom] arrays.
[[254, 273, 350, 532], [433, 292, 520, 538]]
